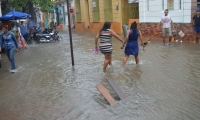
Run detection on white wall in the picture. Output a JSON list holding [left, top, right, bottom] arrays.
[[63, 0, 74, 26], [139, 0, 191, 23], [64, 1, 68, 26]]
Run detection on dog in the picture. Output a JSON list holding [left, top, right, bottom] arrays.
[[141, 37, 151, 46]]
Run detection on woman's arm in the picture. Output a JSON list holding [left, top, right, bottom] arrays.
[[95, 32, 100, 49], [110, 30, 124, 43], [11, 32, 18, 49], [138, 30, 145, 51], [121, 30, 130, 49]]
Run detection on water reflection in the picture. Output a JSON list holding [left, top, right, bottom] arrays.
[[0, 31, 200, 120]]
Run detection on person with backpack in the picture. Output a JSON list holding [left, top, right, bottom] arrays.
[[0, 25, 18, 73]]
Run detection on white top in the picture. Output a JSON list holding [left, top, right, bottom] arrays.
[[161, 15, 172, 28]]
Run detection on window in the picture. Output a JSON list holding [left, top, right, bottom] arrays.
[[167, 0, 174, 10], [147, 0, 149, 11], [179, 0, 181, 9], [92, 0, 100, 21], [198, 0, 200, 10], [162, 0, 164, 10], [75, 0, 81, 22]]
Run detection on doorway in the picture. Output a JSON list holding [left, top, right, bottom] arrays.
[[121, 1, 139, 25], [85, 0, 90, 29], [104, 0, 113, 21]]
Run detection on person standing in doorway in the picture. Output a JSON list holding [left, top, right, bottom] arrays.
[[157, 9, 174, 45], [19, 21, 29, 43], [94, 22, 124, 71], [121, 22, 145, 67], [0, 25, 18, 73], [193, 8, 200, 43]]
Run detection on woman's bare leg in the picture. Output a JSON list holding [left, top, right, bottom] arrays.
[[103, 54, 111, 71], [193, 32, 198, 43], [109, 56, 112, 66], [135, 56, 139, 64], [122, 54, 129, 68]]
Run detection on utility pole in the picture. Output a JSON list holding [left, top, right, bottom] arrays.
[[66, 0, 74, 66]]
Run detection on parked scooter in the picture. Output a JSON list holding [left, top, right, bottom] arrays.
[[31, 27, 51, 43], [31, 27, 61, 43]]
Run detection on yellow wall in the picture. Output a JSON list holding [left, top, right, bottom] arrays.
[[75, 0, 123, 34], [112, 0, 121, 22], [99, 0, 104, 21], [88, 0, 93, 22], [80, 0, 85, 22]]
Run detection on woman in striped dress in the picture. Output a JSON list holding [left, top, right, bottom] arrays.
[[95, 22, 124, 71]]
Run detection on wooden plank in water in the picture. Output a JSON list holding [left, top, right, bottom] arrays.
[[107, 78, 126, 100], [96, 84, 117, 106]]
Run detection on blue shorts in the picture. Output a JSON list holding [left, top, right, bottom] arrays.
[[194, 27, 200, 33]]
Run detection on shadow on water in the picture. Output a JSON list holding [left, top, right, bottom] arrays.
[[0, 31, 200, 120]]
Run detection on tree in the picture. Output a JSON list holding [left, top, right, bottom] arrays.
[[8, 0, 55, 12]]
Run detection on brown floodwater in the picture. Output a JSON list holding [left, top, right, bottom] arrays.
[[0, 31, 200, 120]]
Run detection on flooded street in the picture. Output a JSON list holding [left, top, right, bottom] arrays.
[[0, 31, 200, 120]]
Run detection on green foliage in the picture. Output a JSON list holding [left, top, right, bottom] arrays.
[[8, 0, 55, 12]]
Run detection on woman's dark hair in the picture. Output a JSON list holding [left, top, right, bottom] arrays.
[[100, 22, 111, 32], [130, 22, 137, 31], [3, 25, 8, 29]]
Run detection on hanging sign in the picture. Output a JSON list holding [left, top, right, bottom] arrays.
[[92, 2, 96, 7]]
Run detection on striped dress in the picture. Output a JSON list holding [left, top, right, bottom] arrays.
[[99, 29, 112, 54]]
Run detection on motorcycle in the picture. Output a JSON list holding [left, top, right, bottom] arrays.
[[31, 27, 61, 43], [31, 27, 51, 43]]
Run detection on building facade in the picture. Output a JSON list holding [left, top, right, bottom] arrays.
[[137, 0, 197, 41], [42, 0, 74, 30], [74, 0, 140, 34], [74, 0, 200, 41]]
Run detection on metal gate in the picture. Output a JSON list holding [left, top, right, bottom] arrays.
[[121, 2, 139, 25], [129, 4, 139, 19], [104, 0, 113, 21]]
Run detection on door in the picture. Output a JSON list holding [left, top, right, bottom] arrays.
[[75, 0, 81, 22], [85, 0, 90, 28], [121, 0, 129, 25], [92, 0, 100, 21], [129, 4, 139, 19], [104, 0, 113, 21]]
